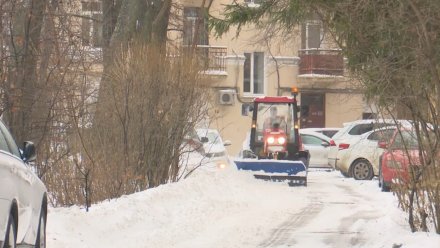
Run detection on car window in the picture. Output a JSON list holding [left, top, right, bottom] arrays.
[[0, 130, 10, 153], [0, 122, 22, 158], [301, 134, 325, 145], [348, 123, 374, 135], [367, 129, 395, 141], [322, 130, 338, 138], [206, 132, 222, 145]]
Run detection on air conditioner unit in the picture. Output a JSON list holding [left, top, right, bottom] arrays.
[[219, 89, 235, 105]]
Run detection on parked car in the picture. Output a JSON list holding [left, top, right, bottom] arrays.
[[328, 119, 410, 170], [299, 129, 331, 168], [378, 128, 421, 192], [300, 127, 341, 138], [196, 128, 232, 169], [336, 127, 397, 180], [0, 120, 47, 247]]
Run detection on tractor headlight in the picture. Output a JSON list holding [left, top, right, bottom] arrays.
[[278, 137, 286, 145], [267, 137, 275, 144]]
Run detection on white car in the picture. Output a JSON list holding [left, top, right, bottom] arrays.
[[299, 129, 331, 168], [300, 127, 341, 138], [0, 121, 47, 247], [328, 119, 412, 177], [337, 127, 397, 180], [196, 129, 232, 169]]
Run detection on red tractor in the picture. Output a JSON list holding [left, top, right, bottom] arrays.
[[235, 88, 310, 186]]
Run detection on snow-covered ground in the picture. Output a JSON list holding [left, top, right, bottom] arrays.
[[47, 166, 440, 248]]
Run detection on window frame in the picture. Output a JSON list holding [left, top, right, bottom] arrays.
[[244, 0, 262, 7], [81, 1, 103, 48], [301, 18, 324, 50], [243, 52, 265, 96], [183, 7, 209, 46]]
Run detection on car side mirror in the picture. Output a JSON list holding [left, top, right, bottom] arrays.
[[378, 141, 388, 149], [200, 137, 209, 143], [321, 141, 330, 147], [22, 141, 36, 162], [223, 140, 232, 146]]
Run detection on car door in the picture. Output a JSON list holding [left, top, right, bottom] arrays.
[[0, 128, 20, 241], [301, 133, 329, 167], [362, 128, 396, 175], [0, 122, 37, 243]]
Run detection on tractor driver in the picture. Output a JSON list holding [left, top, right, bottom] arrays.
[[263, 106, 287, 131]]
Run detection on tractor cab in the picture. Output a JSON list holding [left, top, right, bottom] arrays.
[[235, 88, 310, 186], [251, 97, 301, 161]]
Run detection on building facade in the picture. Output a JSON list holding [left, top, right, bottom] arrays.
[[172, 0, 371, 155], [77, 0, 373, 156]]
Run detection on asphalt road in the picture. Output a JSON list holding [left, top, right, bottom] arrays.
[[257, 169, 390, 247]]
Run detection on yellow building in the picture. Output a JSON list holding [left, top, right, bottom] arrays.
[[77, 0, 371, 156]]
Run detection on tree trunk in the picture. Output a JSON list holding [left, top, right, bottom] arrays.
[[6, 0, 48, 145]]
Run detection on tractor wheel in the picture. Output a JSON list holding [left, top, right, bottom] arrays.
[[351, 159, 374, 180]]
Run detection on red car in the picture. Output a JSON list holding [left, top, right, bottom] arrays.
[[378, 129, 420, 192]]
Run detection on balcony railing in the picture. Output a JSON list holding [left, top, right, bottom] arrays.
[[184, 45, 227, 73], [299, 49, 344, 76]]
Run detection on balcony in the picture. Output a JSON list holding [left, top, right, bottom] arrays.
[[184, 45, 227, 75], [299, 49, 344, 76]]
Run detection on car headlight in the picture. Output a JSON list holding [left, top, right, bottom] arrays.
[[387, 160, 402, 169], [278, 137, 286, 145], [217, 161, 227, 169], [267, 137, 275, 144]]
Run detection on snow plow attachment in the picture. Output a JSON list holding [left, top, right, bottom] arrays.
[[234, 159, 307, 186]]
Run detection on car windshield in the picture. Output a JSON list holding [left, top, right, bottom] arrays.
[[205, 131, 222, 145], [392, 130, 419, 149], [256, 103, 292, 130], [255, 103, 295, 142]]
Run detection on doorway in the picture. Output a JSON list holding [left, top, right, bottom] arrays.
[[300, 93, 325, 128]]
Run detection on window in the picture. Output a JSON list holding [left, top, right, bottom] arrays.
[[183, 7, 208, 46], [301, 14, 323, 49], [244, 0, 262, 7], [244, 52, 264, 94], [363, 112, 377, 119], [81, 1, 102, 47]]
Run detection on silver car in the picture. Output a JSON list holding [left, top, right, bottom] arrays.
[[0, 121, 47, 248], [299, 129, 331, 168]]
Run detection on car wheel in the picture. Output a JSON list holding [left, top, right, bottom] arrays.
[[379, 171, 390, 192], [4, 213, 17, 248], [378, 165, 382, 187], [340, 170, 349, 178], [351, 159, 373, 180], [35, 208, 47, 248]]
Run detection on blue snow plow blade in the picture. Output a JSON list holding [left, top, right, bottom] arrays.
[[234, 159, 307, 186]]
